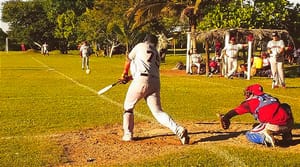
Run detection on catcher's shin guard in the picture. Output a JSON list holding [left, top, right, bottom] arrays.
[[245, 131, 275, 147], [246, 131, 265, 144]]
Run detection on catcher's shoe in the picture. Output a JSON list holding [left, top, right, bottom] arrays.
[[122, 133, 133, 141], [263, 130, 275, 147], [176, 126, 190, 145], [282, 131, 293, 144]]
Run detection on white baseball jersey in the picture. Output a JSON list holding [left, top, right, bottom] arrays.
[[80, 44, 89, 57], [267, 40, 285, 57], [224, 44, 243, 58], [128, 41, 160, 79], [42, 43, 48, 51], [191, 53, 201, 64]]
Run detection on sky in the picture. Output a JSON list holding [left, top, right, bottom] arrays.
[[0, 0, 300, 33], [0, 0, 9, 32]]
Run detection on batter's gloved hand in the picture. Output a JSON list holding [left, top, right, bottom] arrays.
[[119, 73, 132, 84], [218, 114, 231, 130]]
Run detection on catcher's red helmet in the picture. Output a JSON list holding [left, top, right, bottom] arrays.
[[244, 84, 264, 98]]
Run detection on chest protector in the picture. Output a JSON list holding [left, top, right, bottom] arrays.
[[253, 94, 278, 120]]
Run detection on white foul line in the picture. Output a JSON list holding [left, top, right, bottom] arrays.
[[31, 57, 151, 120]]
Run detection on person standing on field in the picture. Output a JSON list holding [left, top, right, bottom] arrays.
[[79, 41, 90, 70], [42, 42, 49, 56], [222, 37, 247, 79], [267, 32, 286, 88], [119, 34, 190, 145]]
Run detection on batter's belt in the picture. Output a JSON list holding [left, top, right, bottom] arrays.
[[138, 73, 159, 79], [140, 73, 149, 76]]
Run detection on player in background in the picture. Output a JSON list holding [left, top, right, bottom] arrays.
[[79, 41, 90, 70], [119, 34, 190, 145], [267, 32, 286, 88], [42, 42, 49, 56], [222, 37, 247, 79], [219, 84, 294, 147]]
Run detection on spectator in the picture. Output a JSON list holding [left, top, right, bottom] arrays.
[[294, 47, 300, 65], [237, 63, 247, 78], [222, 37, 247, 79], [267, 32, 286, 88], [208, 57, 219, 77], [21, 43, 26, 51], [189, 50, 203, 74], [261, 52, 271, 77], [219, 84, 294, 147], [215, 40, 222, 58]]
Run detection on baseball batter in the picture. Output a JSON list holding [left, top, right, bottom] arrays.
[[119, 34, 190, 145], [223, 37, 247, 79], [267, 32, 286, 88]]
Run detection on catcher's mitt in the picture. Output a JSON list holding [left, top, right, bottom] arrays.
[[217, 113, 230, 130]]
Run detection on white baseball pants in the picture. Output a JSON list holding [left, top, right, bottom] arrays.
[[123, 76, 179, 136], [269, 57, 285, 86]]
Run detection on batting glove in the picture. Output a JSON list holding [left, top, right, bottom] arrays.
[[119, 73, 132, 84]]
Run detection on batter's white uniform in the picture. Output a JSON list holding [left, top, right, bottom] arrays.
[[267, 39, 285, 87], [123, 41, 184, 140], [223, 43, 243, 77]]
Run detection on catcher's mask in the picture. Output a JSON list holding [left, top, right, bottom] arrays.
[[244, 84, 264, 99]]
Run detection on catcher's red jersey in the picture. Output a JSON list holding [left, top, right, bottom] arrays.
[[234, 95, 290, 126]]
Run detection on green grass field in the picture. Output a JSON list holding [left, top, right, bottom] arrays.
[[1, 51, 300, 166]]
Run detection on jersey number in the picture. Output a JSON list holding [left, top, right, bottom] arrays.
[[147, 50, 159, 67]]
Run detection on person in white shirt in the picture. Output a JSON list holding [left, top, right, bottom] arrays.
[[267, 32, 286, 88], [42, 42, 49, 56], [79, 41, 90, 70], [189, 50, 202, 74], [222, 37, 247, 79]]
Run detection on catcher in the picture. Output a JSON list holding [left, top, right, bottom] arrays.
[[219, 84, 294, 147]]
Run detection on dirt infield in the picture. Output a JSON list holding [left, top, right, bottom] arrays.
[[53, 121, 300, 166], [53, 69, 299, 166]]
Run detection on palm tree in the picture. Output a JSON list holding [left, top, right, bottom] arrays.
[[126, 0, 204, 52]]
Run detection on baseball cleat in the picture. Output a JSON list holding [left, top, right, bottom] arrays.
[[122, 133, 133, 141], [263, 130, 275, 147], [176, 126, 190, 145], [282, 131, 293, 143]]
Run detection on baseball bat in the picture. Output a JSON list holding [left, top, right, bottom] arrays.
[[97, 80, 121, 95]]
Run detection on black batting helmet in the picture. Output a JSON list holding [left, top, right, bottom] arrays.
[[144, 34, 158, 46]]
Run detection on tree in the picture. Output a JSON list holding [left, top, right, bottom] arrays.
[[43, 0, 95, 52], [2, 0, 55, 49], [77, 0, 140, 57], [54, 10, 77, 54], [0, 28, 8, 51], [126, 0, 192, 59]]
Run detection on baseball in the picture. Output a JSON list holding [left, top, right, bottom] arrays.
[[86, 69, 90, 74]]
